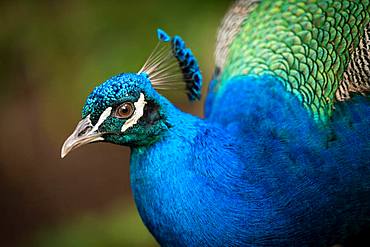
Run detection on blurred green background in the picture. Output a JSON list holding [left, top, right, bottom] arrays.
[[0, 0, 231, 246]]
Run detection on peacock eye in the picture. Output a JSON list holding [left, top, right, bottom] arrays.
[[115, 102, 135, 119]]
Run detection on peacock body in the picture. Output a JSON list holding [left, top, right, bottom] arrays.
[[62, 0, 370, 246]]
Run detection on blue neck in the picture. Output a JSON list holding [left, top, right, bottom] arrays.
[[129, 101, 256, 245]]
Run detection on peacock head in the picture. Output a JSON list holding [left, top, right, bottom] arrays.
[[61, 29, 202, 158]]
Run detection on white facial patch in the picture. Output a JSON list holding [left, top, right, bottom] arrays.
[[121, 93, 147, 132], [91, 107, 112, 133]]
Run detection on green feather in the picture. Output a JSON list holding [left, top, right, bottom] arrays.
[[219, 0, 370, 121]]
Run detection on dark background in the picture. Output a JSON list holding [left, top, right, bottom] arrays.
[[0, 0, 231, 246]]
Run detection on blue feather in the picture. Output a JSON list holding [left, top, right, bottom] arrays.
[[170, 35, 202, 101], [157, 28, 171, 42]]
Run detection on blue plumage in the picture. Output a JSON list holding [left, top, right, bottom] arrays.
[[170, 32, 202, 101], [61, 3, 370, 246], [157, 28, 171, 42], [130, 75, 370, 246]]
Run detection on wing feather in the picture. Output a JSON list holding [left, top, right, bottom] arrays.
[[338, 24, 370, 101], [215, 0, 261, 73]]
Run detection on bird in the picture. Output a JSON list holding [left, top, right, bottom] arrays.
[[61, 0, 370, 246]]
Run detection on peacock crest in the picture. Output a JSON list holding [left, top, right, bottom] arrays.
[[138, 29, 202, 101]]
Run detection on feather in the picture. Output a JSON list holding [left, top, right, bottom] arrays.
[[214, 0, 370, 121], [139, 29, 202, 101], [338, 23, 370, 101], [215, 0, 261, 73]]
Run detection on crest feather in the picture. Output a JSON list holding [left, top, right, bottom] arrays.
[[139, 29, 202, 101]]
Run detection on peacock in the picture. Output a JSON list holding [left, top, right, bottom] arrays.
[[62, 0, 370, 246]]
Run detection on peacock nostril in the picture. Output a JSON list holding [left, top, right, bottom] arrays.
[[78, 126, 92, 137]]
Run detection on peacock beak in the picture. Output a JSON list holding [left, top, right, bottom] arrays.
[[61, 116, 104, 158]]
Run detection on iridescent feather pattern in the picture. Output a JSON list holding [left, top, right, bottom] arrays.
[[217, 0, 370, 121], [139, 29, 202, 101]]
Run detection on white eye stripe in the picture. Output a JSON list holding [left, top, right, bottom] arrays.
[[121, 93, 147, 132], [91, 107, 112, 132]]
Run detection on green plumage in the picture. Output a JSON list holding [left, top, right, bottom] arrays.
[[219, 0, 370, 121]]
